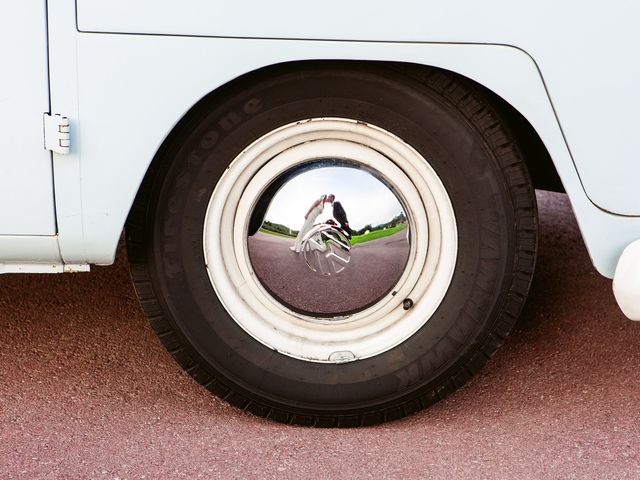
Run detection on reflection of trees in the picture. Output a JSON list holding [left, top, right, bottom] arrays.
[[262, 220, 298, 237], [353, 212, 406, 236]]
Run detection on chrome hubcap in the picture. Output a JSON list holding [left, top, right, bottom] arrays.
[[247, 161, 411, 317]]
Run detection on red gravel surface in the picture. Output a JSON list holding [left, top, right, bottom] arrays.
[[1, 191, 639, 479]]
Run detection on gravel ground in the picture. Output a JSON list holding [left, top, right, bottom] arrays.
[[1, 191, 639, 479]]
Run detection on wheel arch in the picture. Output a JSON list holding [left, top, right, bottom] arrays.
[[65, 42, 585, 268], [133, 59, 563, 223]]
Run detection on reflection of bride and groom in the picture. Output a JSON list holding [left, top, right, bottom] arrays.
[[290, 193, 352, 253]]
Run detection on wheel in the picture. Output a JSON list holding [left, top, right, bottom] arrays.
[[126, 64, 537, 426]]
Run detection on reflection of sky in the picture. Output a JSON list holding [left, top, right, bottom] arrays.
[[264, 167, 404, 231]]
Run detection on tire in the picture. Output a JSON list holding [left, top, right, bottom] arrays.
[[126, 63, 537, 426]]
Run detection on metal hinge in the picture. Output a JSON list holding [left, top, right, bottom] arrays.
[[43, 113, 70, 154]]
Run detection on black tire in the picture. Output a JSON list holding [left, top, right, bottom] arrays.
[[126, 63, 537, 426]]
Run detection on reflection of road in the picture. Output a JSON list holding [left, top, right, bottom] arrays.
[[248, 230, 409, 315]]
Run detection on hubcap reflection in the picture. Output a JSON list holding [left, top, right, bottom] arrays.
[[247, 161, 411, 318]]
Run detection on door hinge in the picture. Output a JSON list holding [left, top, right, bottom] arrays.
[[43, 113, 70, 154]]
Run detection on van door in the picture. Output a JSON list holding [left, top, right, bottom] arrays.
[[0, 2, 56, 235]]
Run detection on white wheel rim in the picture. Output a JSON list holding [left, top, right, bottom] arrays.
[[203, 118, 457, 363]]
